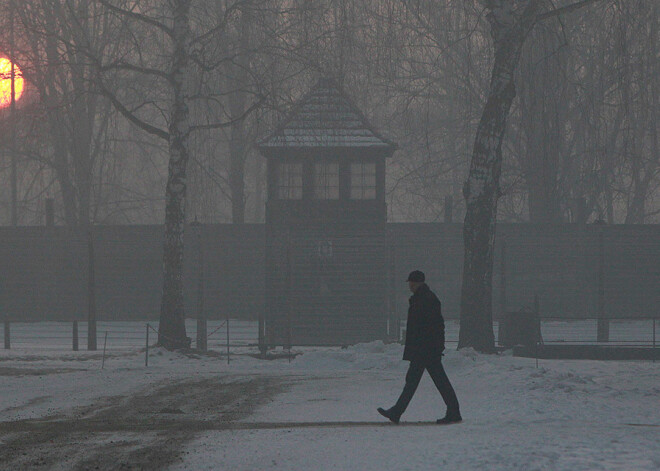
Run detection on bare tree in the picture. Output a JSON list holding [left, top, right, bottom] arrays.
[[91, 0, 197, 349], [94, 0, 272, 348], [457, 0, 605, 352], [0, 0, 123, 228]]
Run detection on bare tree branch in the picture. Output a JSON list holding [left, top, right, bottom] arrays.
[[96, 79, 169, 141], [537, 0, 606, 22], [189, 94, 266, 133], [100, 60, 174, 84], [97, 0, 175, 38]]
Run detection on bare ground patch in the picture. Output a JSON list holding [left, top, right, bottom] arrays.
[[0, 351, 136, 363], [0, 376, 285, 470], [0, 367, 84, 377]]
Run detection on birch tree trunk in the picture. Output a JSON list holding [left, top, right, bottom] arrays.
[[458, 2, 540, 352], [158, 0, 192, 349], [93, 0, 255, 348]]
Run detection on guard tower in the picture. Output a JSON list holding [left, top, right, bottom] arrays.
[[258, 78, 396, 346]]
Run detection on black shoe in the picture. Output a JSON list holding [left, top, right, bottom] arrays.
[[377, 407, 400, 424], [436, 413, 462, 425]]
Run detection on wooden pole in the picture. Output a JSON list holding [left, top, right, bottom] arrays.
[[286, 230, 292, 351], [497, 241, 507, 346], [87, 227, 97, 350], [4, 321, 9, 349], [258, 315, 266, 358], [596, 225, 609, 342], [195, 223, 207, 351], [444, 195, 453, 223], [226, 317, 230, 365], [45, 199, 55, 227], [499, 241, 507, 318], [388, 244, 397, 341], [534, 295, 540, 368], [101, 331, 108, 369], [72, 321, 79, 351], [145, 324, 150, 367]]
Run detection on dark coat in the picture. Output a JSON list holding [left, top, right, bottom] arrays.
[[403, 283, 445, 362]]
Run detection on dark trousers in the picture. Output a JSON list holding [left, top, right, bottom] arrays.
[[392, 357, 460, 417]]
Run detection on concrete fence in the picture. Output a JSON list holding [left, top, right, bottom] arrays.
[[0, 223, 658, 322]]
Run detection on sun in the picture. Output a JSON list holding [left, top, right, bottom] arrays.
[[0, 57, 24, 108]]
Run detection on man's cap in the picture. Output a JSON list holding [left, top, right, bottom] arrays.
[[406, 270, 425, 283]]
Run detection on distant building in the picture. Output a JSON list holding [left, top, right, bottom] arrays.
[[258, 78, 397, 346]]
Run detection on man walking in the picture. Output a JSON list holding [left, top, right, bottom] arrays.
[[378, 270, 461, 424]]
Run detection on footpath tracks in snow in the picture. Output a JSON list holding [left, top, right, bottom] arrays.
[[4, 417, 660, 436], [0, 376, 284, 470], [0, 419, 459, 435]]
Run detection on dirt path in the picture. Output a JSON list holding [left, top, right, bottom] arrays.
[[0, 376, 285, 471]]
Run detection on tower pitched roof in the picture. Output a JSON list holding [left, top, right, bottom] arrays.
[[258, 78, 396, 151]]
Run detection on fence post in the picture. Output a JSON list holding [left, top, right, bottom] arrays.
[[498, 240, 507, 346], [535, 341, 539, 369], [194, 222, 207, 352], [145, 324, 150, 367], [72, 321, 79, 351], [499, 241, 507, 318], [226, 317, 230, 365], [534, 295, 540, 368], [286, 230, 292, 351], [87, 226, 97, 351], [4, 321, 9, 349], [444, 195, 453, 223], [45, 198, 55, 227], [259, 229, 269, 357], [596, 222, 609, 342], [44, 202, 58, 329], [197, 320, 208, 351], [388, 243, 397, 342], [101, 332, 108, 369], [258, 316, 266, 357]]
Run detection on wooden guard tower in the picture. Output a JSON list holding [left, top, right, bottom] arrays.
[[258, 78, 397, 346]]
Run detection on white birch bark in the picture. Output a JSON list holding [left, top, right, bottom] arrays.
[[158, 0, 193, 349]]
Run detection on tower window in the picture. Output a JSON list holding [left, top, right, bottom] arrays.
[[350, 162, 376, 199], [278, 162, 303, 199], [314, 162, 339, 199]]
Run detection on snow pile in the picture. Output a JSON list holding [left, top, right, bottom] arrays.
[[287, 341, 406, 371]]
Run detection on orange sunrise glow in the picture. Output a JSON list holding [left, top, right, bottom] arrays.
[[0, 58, 24, 108]]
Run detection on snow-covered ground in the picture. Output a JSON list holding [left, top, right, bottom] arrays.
[[1, 342, 658, 470]]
